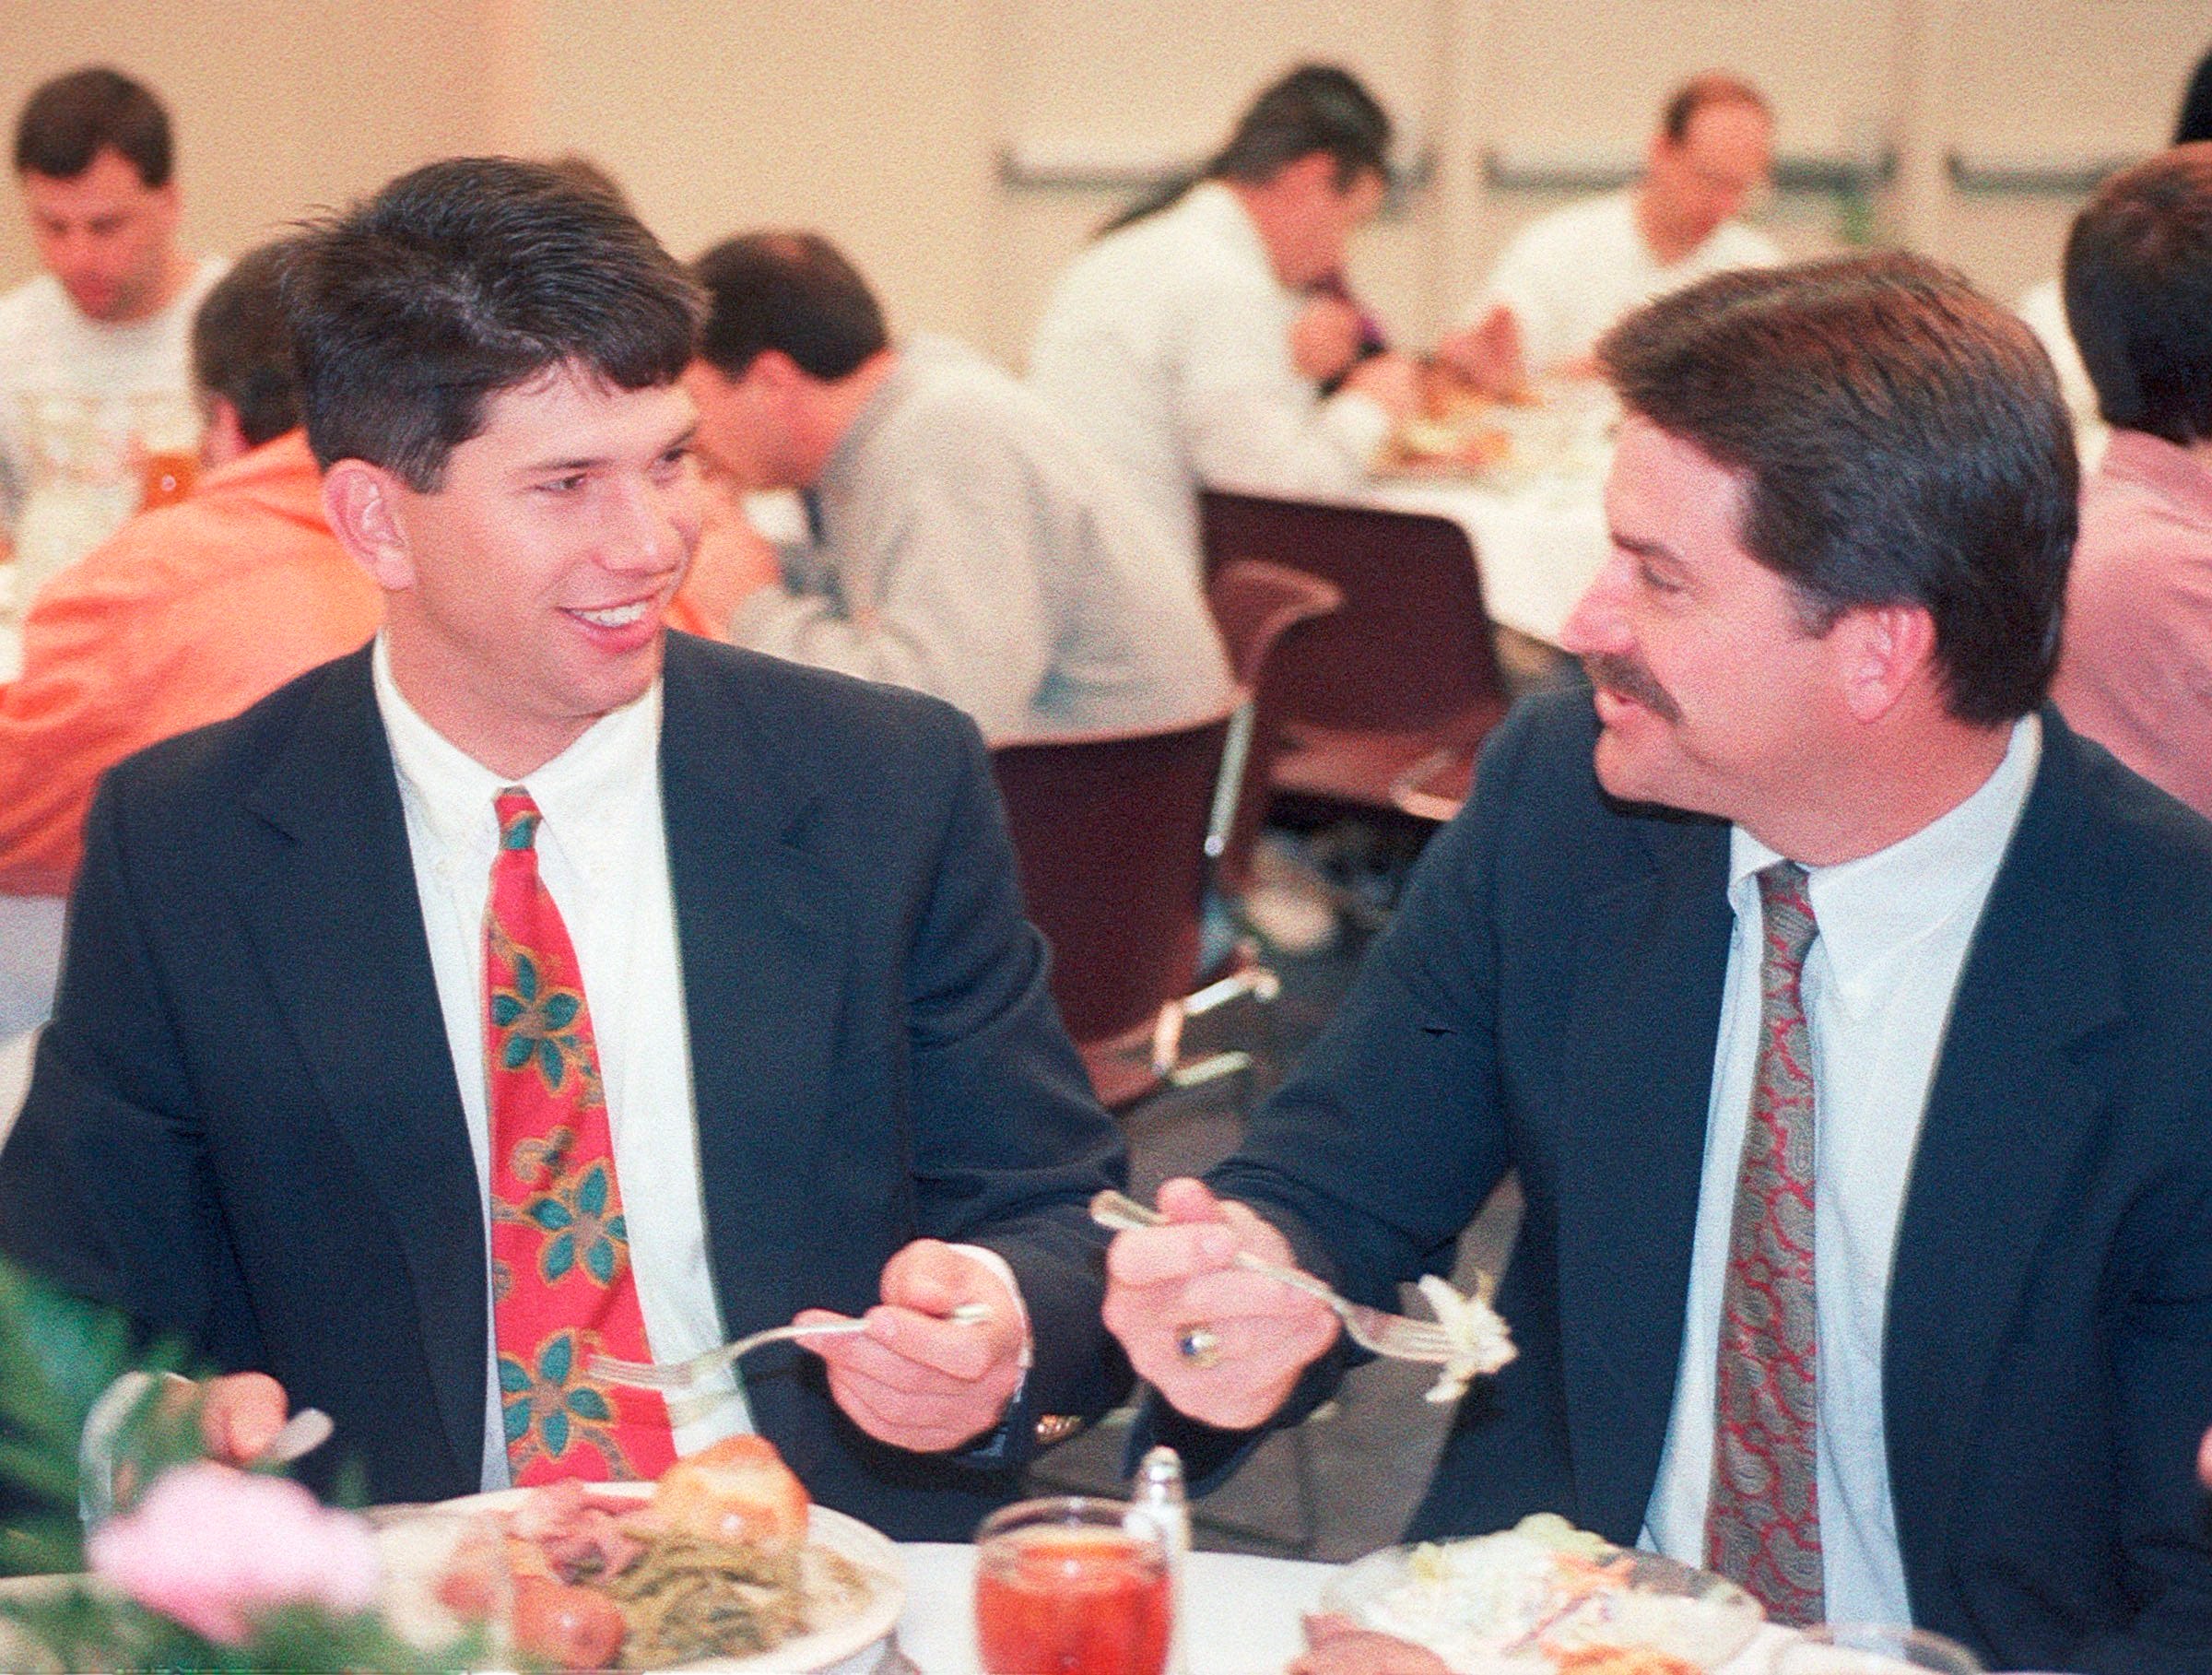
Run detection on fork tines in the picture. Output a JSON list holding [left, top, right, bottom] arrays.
[[590, 1353, 686, 1391]]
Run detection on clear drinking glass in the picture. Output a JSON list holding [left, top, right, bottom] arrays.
[[12, 392, 136, 602], [974, 1495, 1172, 1675], [1769, 1622, 1985, 1673], [129, 390, 201, 511]]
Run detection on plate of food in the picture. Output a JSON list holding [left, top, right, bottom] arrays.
[[1313, 1514, 1763, 1674], [1378, 411, 1514, 478], [375, 1435, 903, 1671]]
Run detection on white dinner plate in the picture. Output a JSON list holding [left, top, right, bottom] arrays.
[[1322, 1523, 1763, 1672], [416, 1482, 904, 1673]]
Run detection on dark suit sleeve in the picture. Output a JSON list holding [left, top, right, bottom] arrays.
[[1216, 697, 1533, 1300], [2065, 1176, 2212, 1672], [1146, 701, 1543, 1484], [0, 777, 258, 1371], [900, 714, 1132, 1452]]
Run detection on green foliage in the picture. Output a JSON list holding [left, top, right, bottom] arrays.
[[0, 1583, 494, 1673], [0, 1260, 191, 1575], [0, 1259, 515, 1671]]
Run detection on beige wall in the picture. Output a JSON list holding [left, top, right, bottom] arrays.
[[2, 1, 2203, 365], [535, 1, 1000, 347], [0, 2, 495, 284]]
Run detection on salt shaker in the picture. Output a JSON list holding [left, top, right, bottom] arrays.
[[1134, 1444, 1191, 1675]]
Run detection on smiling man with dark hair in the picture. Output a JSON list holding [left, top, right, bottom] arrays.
[[0, 158, 1129, 1540]]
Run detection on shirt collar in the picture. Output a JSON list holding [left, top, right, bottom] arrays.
[[370, 631, 663, 886], [1727, 714, 2041, 1000]]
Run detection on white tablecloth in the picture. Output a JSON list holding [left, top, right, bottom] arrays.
[[887, 1542, 1802, 1673], [1368, 475, 1608, 650], [892, 1542, 1327, 1672]]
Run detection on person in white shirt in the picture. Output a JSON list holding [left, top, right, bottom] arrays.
[[0, 67, 225, 536], [0, 158, 1130, 1541], [1029, 64, 1421, 577], [1100, 256, 2212, 1671], [1438, 72, 1780, 394], [685, 230, 1231, 742]]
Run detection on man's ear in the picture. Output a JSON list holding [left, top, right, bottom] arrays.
[[1832, 601, 1939, 724], [321, 459, 416, 592]]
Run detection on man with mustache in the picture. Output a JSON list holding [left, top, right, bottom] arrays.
[[1102, 255, 2212, 1671]]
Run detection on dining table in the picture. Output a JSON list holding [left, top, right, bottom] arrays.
[[1362, 384, 1616, 651], [879, 1541, 1808, 1674]]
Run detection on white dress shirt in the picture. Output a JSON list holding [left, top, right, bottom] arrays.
[[1461, 191, 1780, 375], [370, 636, 748, 1488], [1642, 715, 2041, 1622], [1028, 181, 1392, 576]]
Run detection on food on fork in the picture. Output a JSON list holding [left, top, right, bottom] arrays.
[[498, 1435, 868, 1669], [1415, 1274, 1517, 1406]]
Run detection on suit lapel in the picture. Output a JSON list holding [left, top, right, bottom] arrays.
[[659, 640, 853, 1339], [235, 649, 485, 1484], [1557, 808, 1735, 1538], [1885, 718, 2122, 1595]]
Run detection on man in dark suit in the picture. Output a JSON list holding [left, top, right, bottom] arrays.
[[1103, 254, 2212, 1671], [0, 158, 1129, 1542]]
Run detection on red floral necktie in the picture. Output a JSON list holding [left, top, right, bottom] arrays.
[[1706, 860, 1824, 1624], [484, 787, 675, 1483]]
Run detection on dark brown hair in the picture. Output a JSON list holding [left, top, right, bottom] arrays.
[[692, 231, 887, 382], [193, 240, 303, 450], [283, 157, 702, 490], [14, 66, 171, 187], [2064, 143, 2212, 446], [1100, 64, 1391, 235], [1598, 254, 2076, 726]]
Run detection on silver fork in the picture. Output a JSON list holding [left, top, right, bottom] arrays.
[[592, 1303, 993, 1392], [1088, 1190, 1455, 1362]]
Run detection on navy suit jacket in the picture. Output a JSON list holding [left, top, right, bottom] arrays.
[[0, 634, 1130, 1541], [1196, 690, 2212, 1672]]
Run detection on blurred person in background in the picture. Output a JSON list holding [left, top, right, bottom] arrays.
[[2051, 143, 2212, 820], [2017, 43, 2212, 442], [688, 231, 1229, 742], [0, 67, 226, 535], [0, 238, 382, 902], [1439, 72, 1779, 395], [1029, 64, 1421, 581]]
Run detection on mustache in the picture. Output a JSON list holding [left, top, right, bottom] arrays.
[[1581, 653, 1683, 724]]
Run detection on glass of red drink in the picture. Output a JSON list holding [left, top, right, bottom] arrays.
[[974, 1495, 1171, 1675]]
